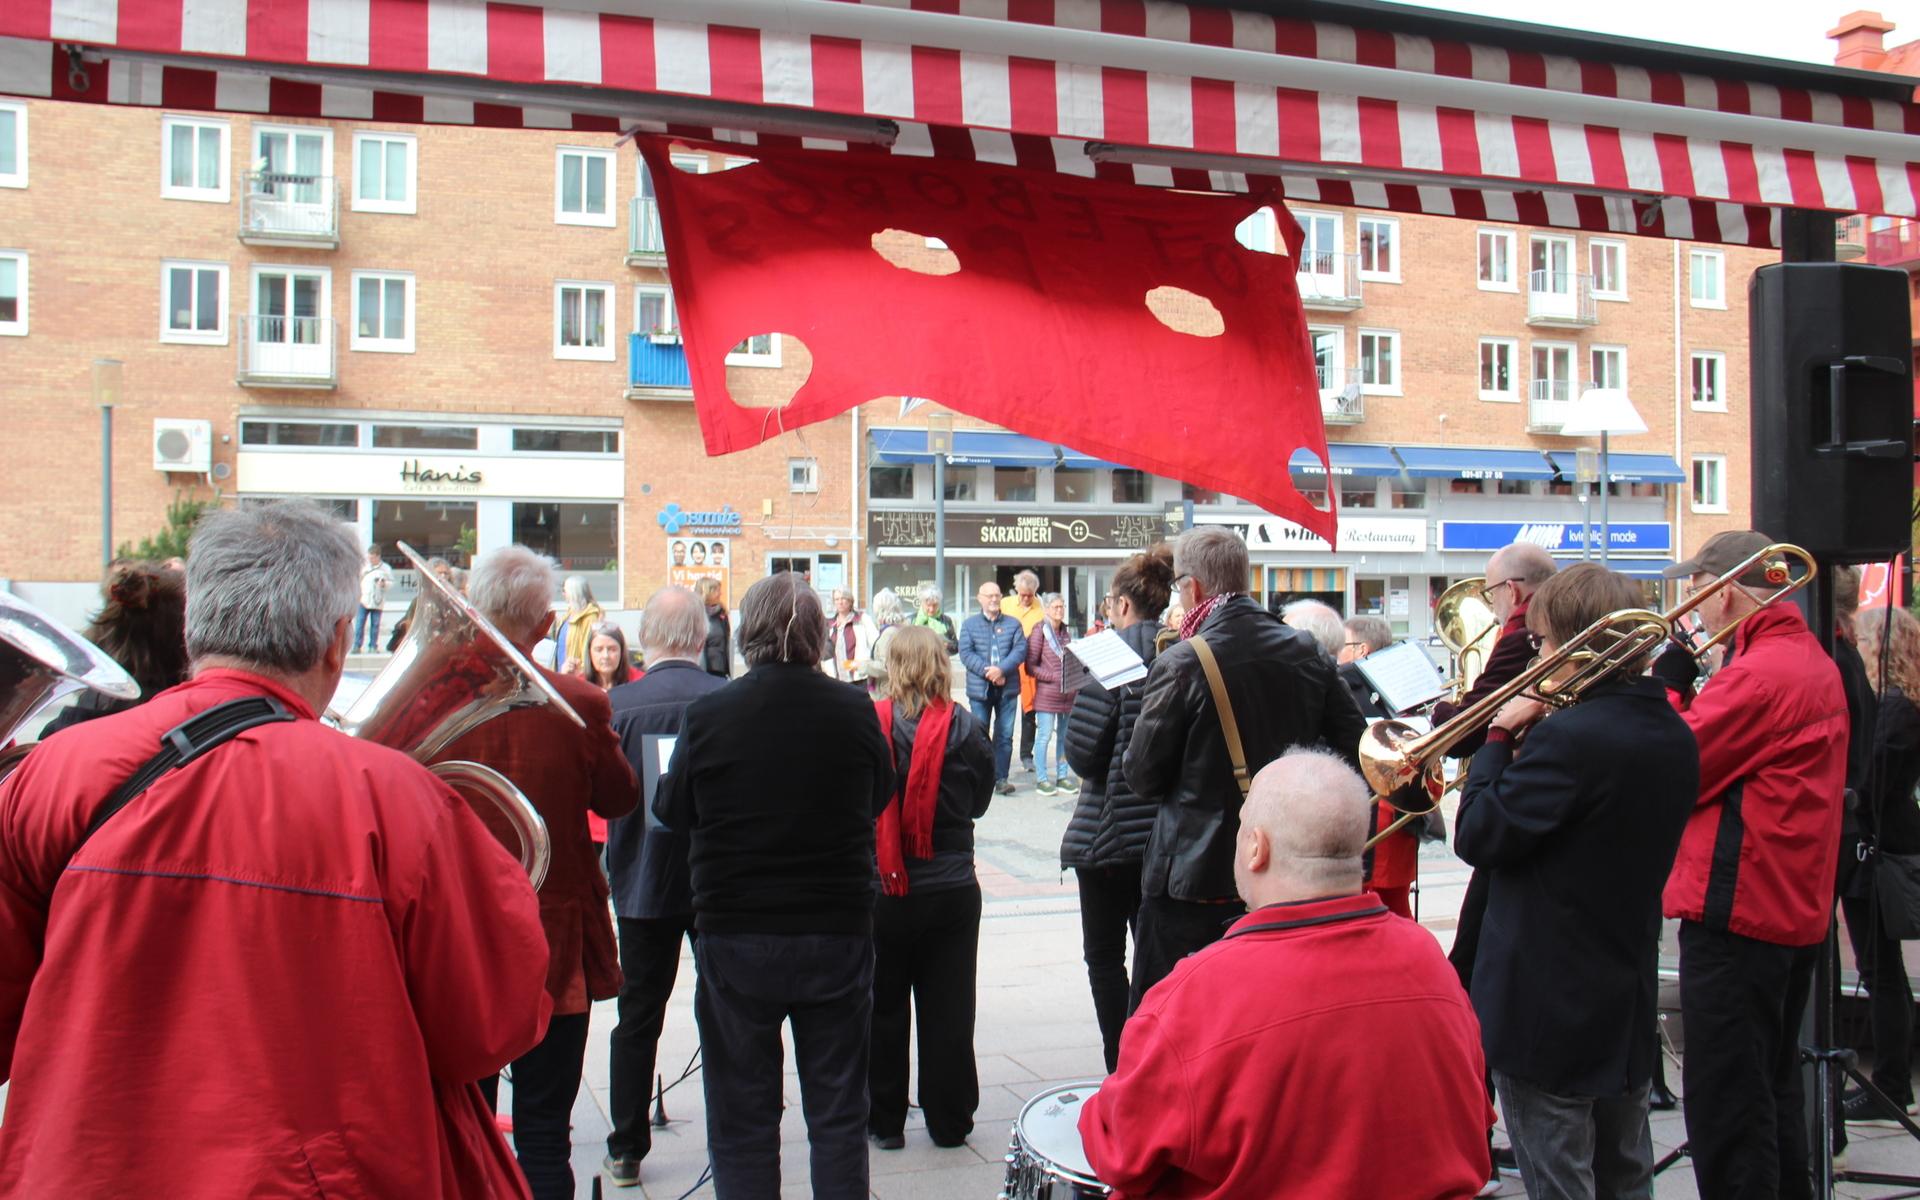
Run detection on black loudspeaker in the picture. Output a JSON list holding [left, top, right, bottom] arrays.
[[1749, 262, 1914, 559]]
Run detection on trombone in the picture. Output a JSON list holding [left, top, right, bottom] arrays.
[[1358, 542, 1815, 851]]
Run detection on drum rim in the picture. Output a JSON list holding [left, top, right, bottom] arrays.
[[1012, 1080, 1108, 1189]]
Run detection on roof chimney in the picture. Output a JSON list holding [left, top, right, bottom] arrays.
[[1830, 9, 1896, 71]]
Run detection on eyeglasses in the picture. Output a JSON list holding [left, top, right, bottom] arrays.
[[1173, 574, 1193, 591], [1342, 641, 1368, 649], [1479, 578, 1518, 601]]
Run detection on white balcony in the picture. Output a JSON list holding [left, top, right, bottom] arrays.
[[240, 171, 339, 248], [628, 196, 666, 266], [237, 314, 337, 389], [1526, 270, 1598, 327], [1317, 364, 1365, 425], [1527, 379, 1574, 432], [1297, 252, 1364, 311]]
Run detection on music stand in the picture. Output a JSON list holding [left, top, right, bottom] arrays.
[[1353, 641, 1448, 716]]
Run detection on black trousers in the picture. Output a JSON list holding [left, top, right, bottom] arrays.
[[1128, 891, 1244, 1012], [1841, 890, 1915, 1104], [1678, 920, 1819, 1200], [1076, 863, 1142, 1072], [1021, 706, 1038, 765], [693, 931, 874, 1200], [608, 914, 695, 1162], [869, 883, 983, 1144], [477, 1010, 592, 1200]]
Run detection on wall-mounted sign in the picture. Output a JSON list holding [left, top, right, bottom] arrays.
[[668, 537, 732, 607], [1439, 521, 1672, 554], [1195, 513, 1427, 554], [399, 459, 483, 490], [234, 452, 622, 500], [868, 511, 1164, 551], [656, 503, 745, 535]]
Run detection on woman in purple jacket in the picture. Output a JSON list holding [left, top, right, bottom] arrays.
[[1026, 594, 1078, 796]]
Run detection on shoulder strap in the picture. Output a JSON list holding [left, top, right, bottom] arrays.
[[1189, 634, 1251, 799]]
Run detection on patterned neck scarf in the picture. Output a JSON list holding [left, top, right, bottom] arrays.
[[1178, 591, 1241, 641]]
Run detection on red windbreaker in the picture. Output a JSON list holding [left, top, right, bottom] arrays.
[[1662, 602, 1848, 946], [0, 670, 552, 1198]]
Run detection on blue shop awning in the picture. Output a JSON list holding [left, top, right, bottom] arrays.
[[1287, 443, 1402, 478], [870, 428, 1121, 469], [1544, 451, 1688, 485], [1394, 447, 1556, 481]]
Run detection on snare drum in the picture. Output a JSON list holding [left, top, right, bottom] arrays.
[[998, 1081, 1111, 1199]]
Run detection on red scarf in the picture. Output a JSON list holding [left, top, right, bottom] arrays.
[[1178, 591, 1240, 641], [872, 698, 954, 897]]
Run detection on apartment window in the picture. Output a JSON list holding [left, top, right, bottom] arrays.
[[1532, 342, 1575, 402], [1233, 207, 1278, 253], [1112, 468, 1150, 504], [1357, 217, 1399, 282], [372, 424, 478, 450], [1530, 235, 1574, 295], [352, 132, 416, 214], [726, 332, 781, 368], [161, 260, 227, 344], [1054, 468, 1095, 504], [1589, 239, 1627, 300], [996, 467, 1038, 503], [1691, 455, 1728, 512], [1359, 329, 1400, 394], [789, 457, 819, 493], [1479, 338, 1517, 401], [1690, 250, 1726, 308], [513, 428, 619, 453], [554, 282, 614, 360], [555, 147, 614, 226], [351, 271, 415, 353], [0, 101, 24, 188], [240, 420, 359, 447], [1691, 351, 1728, 410], [1590, 345, 1627, 391], [1310, 326, 1345, 391], [635, 285, 677, 337], [0, 251, 24, 336], [161, 115, 229, 202], [869, 464, 915, 500], [1477, 229, 1516, 291]]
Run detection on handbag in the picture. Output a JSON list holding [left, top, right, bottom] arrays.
[[1874, 848, 1920, 940]]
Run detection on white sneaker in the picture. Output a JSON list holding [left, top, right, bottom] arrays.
[[1476, 1176, 1503, 1197]]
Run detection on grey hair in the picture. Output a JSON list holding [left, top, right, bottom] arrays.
[[1344, 614, 1394, 655], [918, 585, 943, 606], [1491, 542, 1558, 588], [739, 572, 824, 667], [1244, 748, 1371, 890], [832, 587, 857, 605], [1282, 599, 1345, 657], [640, 585, 708, 661], [1041, 592, 1064, 609], [470, 546, 559, 642], [563, 575, 594, 609], [870, 588, 906, 627], [1174, 526, 1250, 598], [185, 501, 359, 674], [1014, 570, 1040, 591]]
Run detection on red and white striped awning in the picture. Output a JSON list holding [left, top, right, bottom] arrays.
[[4, 0, 1918, 248]]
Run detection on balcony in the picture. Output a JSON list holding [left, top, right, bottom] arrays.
[[1527, 379, 1573, 432], [1317, 364, 1365, 425], [1525, 270, 1598, 327], [627, 331, 692, 400], [1297, 252, 1363, 311], [628, 196, 666, 266], [239, 172, 339, 248], [1836, 214, 1867, 261], [1867, 218, 1920, 270], [237, 315, 337, 389]]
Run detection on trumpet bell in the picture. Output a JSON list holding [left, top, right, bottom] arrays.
[[0, 591, 141, 784]]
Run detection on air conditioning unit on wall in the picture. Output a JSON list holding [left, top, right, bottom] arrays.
[[153, 419, 213, 473]]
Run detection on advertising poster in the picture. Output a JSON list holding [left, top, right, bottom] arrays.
[[668, 536, 731, 607]]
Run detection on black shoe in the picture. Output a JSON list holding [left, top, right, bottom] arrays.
[[602, 1155, 641, 1187], [929, 1130, 970, 1149], [996, 780, 1016, 795], [870, 1131, 905, 1151], [1843, 1088, 1917, 1126], [1648, 1080, 1678, 1111], [1491, 1145, 1518, 1171]]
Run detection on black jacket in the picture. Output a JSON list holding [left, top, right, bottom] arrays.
[[1454, 676, 1697, 1096], [1339, 661, 1392, 720], [653, 662, 893, 934], [703, 606, 732, 678], [882, 704, 995, 891], [1060, 620, 1161, 870], [1866, 686, 1920, 854], [606, 660, 729, 920], [1123, 596, 1369, 901]]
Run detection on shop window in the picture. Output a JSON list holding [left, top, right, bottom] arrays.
[[372, 499, 477, 568], [1054, 468, 1094, 504], [1338, 479, 1379, 510], [1182, 481, 1222, 506], [996, 467, 1037, 502], [512, 428, 619, 454], [1496, 479, 1533, 496], [239, 496, 359, 521], [241, 420, 359, 447], [1390, 476, 1428, 509], [372, 423, 478, 450], [943, 468, 976, 502], [1111, 469, 1150, 504], [869, 464, 914, 500], [513, 502, 619, 600], [1448, 479, 1485, 495]]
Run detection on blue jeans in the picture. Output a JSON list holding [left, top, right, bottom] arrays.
[[1034, 711, 1068, 784], [970, 687, 1018, 782], [352, 605, 382, 652]]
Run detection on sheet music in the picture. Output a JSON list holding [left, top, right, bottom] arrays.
[[1353, 641, 1447, 715], [1065, 628, 1150, 690]]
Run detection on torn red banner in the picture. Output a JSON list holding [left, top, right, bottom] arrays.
[[641, 136, 1336, 541]]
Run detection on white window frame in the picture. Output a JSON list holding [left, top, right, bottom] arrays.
[[1294, 210, 1343, 272], [554, 281, 615, 361], [1358, 328, 1401, 395], [0, 101, 25, 189], [161, 114, 230, 203], [351, 131, 417, 215], [635, 284, 678, 340], [555, 147, 616, 227], [160, 259, 229, 345], [1478, 337, 1519, 402], [0, 250, 26, 336], [1477, 228, 1517, 292], [789, 457, 820, 494], [1234, 206, 1279, 254], [1690, 250, 1727, 309], [1356, 216, 1400, 283], [252, 123, 332, 186], [1308, 324, 1346, 391], [1690, 351, 1729, 411], [726, 332, 783, 369], [1691, 454, 1728, 513], [1589, 344, 1628, 392], [1532, 340, 1575, 395], [350, 270, 416, 354], [1589, 238, 1628, 301]]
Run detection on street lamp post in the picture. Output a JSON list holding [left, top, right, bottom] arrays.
[[927, 412, 953, 604], [92, 359, 123, 572], [1559, 388, 1647, 567]]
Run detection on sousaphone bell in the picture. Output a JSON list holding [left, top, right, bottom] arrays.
[[0, 591, 142, 783]]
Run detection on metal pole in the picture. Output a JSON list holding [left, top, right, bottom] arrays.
[[1582, 485, 1592, 561], [933, 452, 946, 606], [1599, 431, 1612, 566], [100, 404, 113, 571]]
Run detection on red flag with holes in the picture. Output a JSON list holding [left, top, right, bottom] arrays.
[[642, 137, 1335, 540]]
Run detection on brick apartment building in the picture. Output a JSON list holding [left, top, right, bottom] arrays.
[[0, 95, 1771, 636]]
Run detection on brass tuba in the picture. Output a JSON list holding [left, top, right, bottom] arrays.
[[334, 542, 572, 890], [0, 591, 143, 783], [1433, 577, 1499, 703]]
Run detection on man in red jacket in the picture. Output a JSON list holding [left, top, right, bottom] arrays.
[[1655, 530, 1848, 1200], [0, 502, 552, 1198], [1080, 748, 1491, 1199]]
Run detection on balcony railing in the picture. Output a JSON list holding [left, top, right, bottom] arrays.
[[240, 172, 339, 248], [1527, 379, 1573, 432], [1526, 270, 1597, 326], [1297, 252, 1364, 310], [1836, 214, 1868, 261], [237, 314, 337, 388], [1316, 364, 1365, 424], [627, 331, 692, 399], [629, 196, 666, 265], [1867, 218, 1920, 269]]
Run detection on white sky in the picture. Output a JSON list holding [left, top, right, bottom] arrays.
[[1398, 1, 1920, 67]]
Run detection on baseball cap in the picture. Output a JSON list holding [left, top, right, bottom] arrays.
[[1662, 530, 1778, 586]]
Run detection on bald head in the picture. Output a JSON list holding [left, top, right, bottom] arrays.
[[640, 585, 708, 664], [1233, 749, 1372, 908]]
